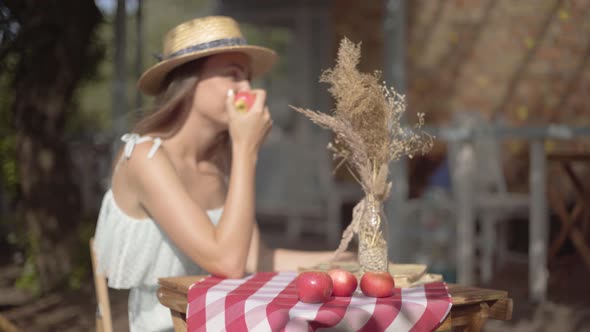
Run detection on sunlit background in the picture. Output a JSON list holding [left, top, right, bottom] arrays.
[[1, 0, 590, 331]]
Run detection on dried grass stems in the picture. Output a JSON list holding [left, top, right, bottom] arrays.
[[289, 38, 433, 262]]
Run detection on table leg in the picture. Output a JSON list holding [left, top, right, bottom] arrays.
[[547, 190, 584, 262], [547, 161, 590, 270], [465, 302, 489, 332], [436, 314, 453, 332], [530, 140, 548, 302], [481, 214, 496, 284], [562, 162, 589, 199], [570, 229, 590, 268], [561, 163, 590, 268], [450, 302, 492, 332], [455, 140, 476, 286]]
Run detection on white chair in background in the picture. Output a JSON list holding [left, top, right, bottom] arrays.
[[449, 112, 530, 284], [256, 129, 362, 247]]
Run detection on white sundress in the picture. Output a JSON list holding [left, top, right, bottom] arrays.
[[93, 134, 223, 332]]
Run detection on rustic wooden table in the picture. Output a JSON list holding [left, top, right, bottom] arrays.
[[157, 276, 512, 332]]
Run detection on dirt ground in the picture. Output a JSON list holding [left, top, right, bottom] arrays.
[[484, 255, 590, 332], [1, 226, 589, 331]]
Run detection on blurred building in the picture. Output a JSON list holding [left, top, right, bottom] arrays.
[[209, 1, 590, 276], [215, 0, 590, 185], [77, 0, 590, 258]]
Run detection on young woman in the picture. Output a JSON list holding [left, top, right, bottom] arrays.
[[92, 16, 350, 331]]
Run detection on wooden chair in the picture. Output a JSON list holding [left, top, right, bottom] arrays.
[[89, 237, 113, 332]]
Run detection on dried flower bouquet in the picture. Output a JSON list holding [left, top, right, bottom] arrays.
[[290, 38, 433, 272]]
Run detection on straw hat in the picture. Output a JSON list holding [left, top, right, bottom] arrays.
[[138, 16, 277, 95]]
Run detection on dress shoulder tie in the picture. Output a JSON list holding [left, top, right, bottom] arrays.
[[120, 133, 162, 160]]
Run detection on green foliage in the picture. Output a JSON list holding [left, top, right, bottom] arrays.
[[240, 23, 292, 84], [0, 52, 19, 199], [77, 0, 212, 133], [68, 216, 97, 290], [15, 255, 41, 295], [2, 83, 38, 291], [65, 18, 108, 135], [1, 1, 106, 293], [0, 136, 18, 195], [3, 0, 296, 293], [14, 221, 42, 293]]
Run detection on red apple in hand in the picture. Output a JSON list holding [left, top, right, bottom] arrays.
[[295, 271, 333, 303], [360, 271, 395, 298], [234, 91, 255, 113], [327, 269, 358, 297]]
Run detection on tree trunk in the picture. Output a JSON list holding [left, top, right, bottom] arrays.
[[5, 0, 102, 291]]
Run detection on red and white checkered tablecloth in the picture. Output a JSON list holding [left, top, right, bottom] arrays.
[[186, 271, 452, 332]]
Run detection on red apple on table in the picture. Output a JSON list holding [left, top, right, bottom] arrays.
[[234, 91, 255, 113], [360, 271, 395, 298], [295, 271, 333, 303], [327, 268, 358, 297]]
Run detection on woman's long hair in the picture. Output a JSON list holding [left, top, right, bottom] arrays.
[[133, 59, 206, 138], [111, 59, 205, 172]]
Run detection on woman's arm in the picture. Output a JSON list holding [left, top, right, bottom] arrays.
[[127, 143, 258, 279], [126, 90, 271, 279]]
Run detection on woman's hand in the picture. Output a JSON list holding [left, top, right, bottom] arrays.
[[226, 89, 272, 155]]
